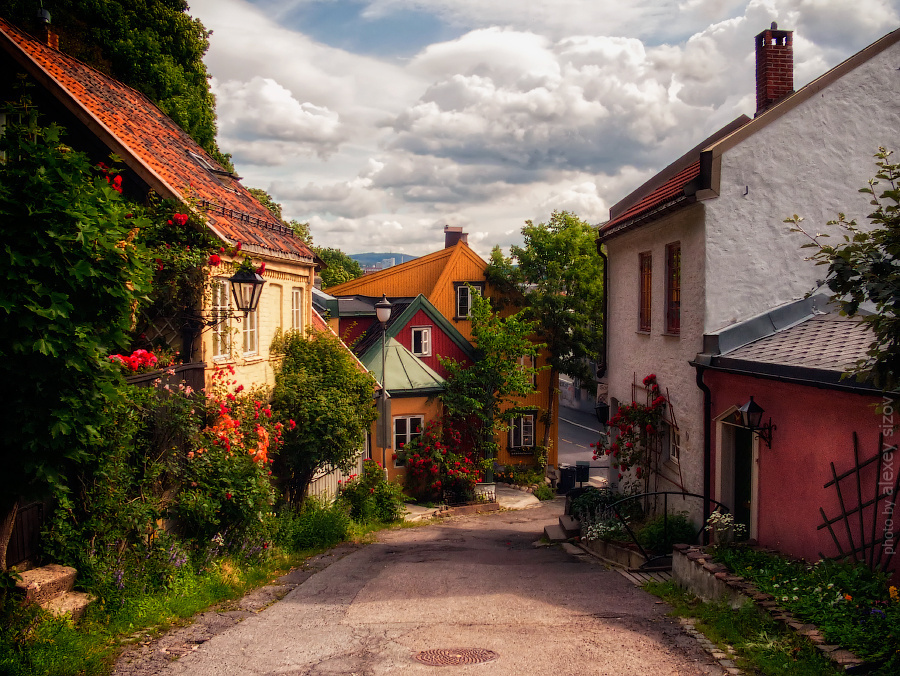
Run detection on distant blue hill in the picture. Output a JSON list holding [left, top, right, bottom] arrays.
[[349, 252, 419, 268]]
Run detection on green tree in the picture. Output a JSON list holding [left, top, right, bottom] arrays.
[[248, 187, 283, 221], [0, 109, 152, 569], [314, 246, 364, 289], [270, 329, 377, 504], [0, 0, 231, 170], [787, 148, 900, 392], [441, 291, 541, 479], [486, 211, 604, 447]]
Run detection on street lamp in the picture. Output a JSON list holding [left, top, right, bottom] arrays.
[[229, 269, 266, 316], [375, 294, 392, 471], [738, 396, 776, 449]]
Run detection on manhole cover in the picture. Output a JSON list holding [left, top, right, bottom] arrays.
[[414, 648, 498, 666]]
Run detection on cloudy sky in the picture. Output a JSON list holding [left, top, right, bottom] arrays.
[[189, 0, 899, 257]]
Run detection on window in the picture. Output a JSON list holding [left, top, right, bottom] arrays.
[[665, 243, 681, 334], [394, 415, 424, 465], [411, 327, 431, 356], [243, 308, 258, 355], [211, 279, 231, 359], [455, 283, 483, 318], [638, 252, 652, 332], [292, 287, 303, 330], [518, 354, 536, 387], [669, 425, 682, 464], [509, 415, 535, 449]]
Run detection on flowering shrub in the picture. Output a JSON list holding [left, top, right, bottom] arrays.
[[592, 374, 667, 485], [398, 421, 487, 503], [173, 364, 281, 544], [107, 347, 180, 373], [337, 458, 406, 523]]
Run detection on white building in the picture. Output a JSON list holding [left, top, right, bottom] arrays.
[[597, 24, 900, 508]]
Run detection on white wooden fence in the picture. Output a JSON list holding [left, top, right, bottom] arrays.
[[305, 440, 368, 502]]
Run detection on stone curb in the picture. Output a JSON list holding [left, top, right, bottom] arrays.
[[678, 617, 743, 675], [673, 544, 869, 672]]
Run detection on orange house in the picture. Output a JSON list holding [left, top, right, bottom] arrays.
[[327, 227, 559, 477]]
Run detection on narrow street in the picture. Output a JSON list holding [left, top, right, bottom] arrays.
[[558, 402, 609, 487], [135, 501, 724, 676]]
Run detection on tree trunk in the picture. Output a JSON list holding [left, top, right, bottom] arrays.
[[542, 367, 558, 450], [0, 497, 19, 572]]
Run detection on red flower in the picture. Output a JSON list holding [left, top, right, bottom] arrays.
[[288, 419, 296, 430], [172, 213, 189, 227], [236, 241, 242, 251], [208, 254, 222, 266], [155, 258, 164, 271], [225, 493, 232, 500], [256, 261, 266, 275]]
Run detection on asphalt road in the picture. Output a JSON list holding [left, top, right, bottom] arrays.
[[154, 501, 723, 676], [558, 405, 608, 486]]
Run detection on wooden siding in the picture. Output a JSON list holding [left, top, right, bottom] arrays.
[[306, 450, 367, 502], [339, 317, 374, 347], [326, 247, 456, 298], [394, 309, 472, 378]]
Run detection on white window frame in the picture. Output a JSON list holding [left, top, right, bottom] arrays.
[[211, 278, 231, 359], [243, 307, 258, 356], [411, 326, 431, 356], [518, 354, 536, 387], [669, 425, 682, 464], [509, 415, 535, 449], [393, 415, 424, 466], [455, 283, 483, 318], [291, 287, 303, 330]]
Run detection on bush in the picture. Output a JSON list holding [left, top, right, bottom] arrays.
[[338, 459, 406, 523], [398, 422, 485, 504], [273, 498, 351, 552], [570, 487, 617, 519], [637, 512, 697, 553], [532, 483, 554, 501], [495, 464, 544, 487]]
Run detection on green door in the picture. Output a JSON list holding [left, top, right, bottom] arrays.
[[733, 427, 753, 540]]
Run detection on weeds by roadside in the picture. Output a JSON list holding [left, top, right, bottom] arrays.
[[643, 580, 841, 676]]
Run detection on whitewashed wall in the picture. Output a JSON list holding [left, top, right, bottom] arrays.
[[605, 203, 707, 500], [704, 40, 900, 334]]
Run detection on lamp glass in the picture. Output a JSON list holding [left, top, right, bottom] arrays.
[[375, 294, 392, 324], [229, 270, 266, 314], [738, 396, 764, 429]]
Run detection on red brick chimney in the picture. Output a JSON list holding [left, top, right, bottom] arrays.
[[444, 225, 468, 248], [755, 22, 793, 116]]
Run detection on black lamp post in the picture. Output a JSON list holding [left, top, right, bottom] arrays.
[[738, 396, 776, 449], [375, 294, 392, 471]]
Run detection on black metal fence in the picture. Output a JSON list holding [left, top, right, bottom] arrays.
[[125, 361, 205, 391]]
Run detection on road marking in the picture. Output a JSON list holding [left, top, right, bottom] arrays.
[[560, 417, 602, 433]]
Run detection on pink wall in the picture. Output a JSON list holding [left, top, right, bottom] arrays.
[[707, 371, 895, 572]]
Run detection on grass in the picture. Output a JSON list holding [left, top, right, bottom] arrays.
[[643, 580, 842, 676], [0, 518, 419, 676]]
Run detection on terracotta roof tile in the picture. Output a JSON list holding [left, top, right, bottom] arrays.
[[0, 18, 313, 262], [602, 161, 700, 231]]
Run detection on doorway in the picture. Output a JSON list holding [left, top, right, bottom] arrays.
[[716, 411, 758, 541]]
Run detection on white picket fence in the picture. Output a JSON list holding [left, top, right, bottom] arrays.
[[305, 443, 368, 502]]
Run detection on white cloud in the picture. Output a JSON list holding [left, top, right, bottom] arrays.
[[189, 0, 899, 257]]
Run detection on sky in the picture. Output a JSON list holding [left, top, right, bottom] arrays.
[[188, 0, 899, 257]]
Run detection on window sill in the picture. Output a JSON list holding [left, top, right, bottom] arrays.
[[636, 330, 651, 336], [507, 447, 535, 456], [412, 352, 432, 358], [243, 354, 264, 364], [661, 332, 681, 338]]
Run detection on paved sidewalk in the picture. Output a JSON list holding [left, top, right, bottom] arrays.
[[404, 484, 541, 521]]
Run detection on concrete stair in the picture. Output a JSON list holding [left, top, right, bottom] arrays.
[[544, 515, 582, 543], [15, 564, 94, 622]]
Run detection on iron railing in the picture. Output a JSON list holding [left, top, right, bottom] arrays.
[[602, 491, 731, 569]]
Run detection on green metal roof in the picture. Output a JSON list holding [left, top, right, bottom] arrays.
[[360, 337, 445, 395]]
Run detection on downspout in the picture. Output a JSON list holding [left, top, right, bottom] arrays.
[[694, 362, 712, 544], [596, 243, 608, 379]]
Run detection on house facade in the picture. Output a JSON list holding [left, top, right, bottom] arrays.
[[598, 25, 900, 522], [0, 17, 318, 391], [327, 227, 559, 477], [695, 298, 894, 574]]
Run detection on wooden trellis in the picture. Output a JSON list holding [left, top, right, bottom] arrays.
[[817, 432, 898, 573]]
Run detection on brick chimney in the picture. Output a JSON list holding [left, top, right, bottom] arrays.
[[444, 225, 467, 248], [755, 22, 793, 116], [37, 7, 58, 50]]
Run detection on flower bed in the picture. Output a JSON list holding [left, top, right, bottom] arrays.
[[674, 543, 899, 673]]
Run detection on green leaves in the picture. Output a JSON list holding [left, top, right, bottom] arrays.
[[789, 148, 900, 391]]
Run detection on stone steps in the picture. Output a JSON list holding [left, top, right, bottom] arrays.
[[559, 515, 581, 538], [15, 563, 94, 622], [543, 523, 568, 542]]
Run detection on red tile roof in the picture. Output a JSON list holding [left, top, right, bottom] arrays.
[[0, 18, 313, 262], [601, 160, 700, 232]]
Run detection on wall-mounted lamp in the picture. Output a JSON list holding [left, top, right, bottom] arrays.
[[229, 269, 266, 317], [594, 402, 610, 427], [738, 396, 776, 449]]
